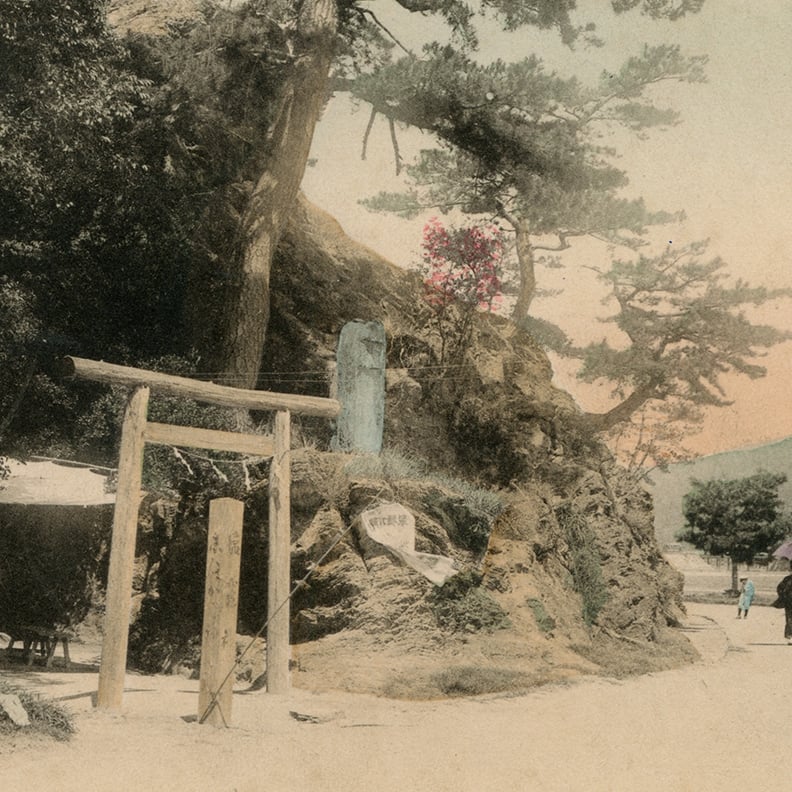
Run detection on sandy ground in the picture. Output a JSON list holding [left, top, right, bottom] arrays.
[[1, 602, 790, 792]]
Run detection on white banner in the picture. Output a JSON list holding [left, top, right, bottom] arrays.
[[360, 503, 460, 586]]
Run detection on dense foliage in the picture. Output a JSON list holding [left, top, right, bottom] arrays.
[[0, 504, 111, 630], [0, 0, 206, 460]]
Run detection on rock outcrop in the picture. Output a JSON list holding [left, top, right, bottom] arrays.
[[269, 196, 692, 690], [126, 191, 694, 695], [105, 2, 694, 692]]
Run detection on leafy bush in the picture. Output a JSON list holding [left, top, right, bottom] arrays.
[[448, 394, 527, 486], [418, 219, 505, 366], [420, 487, 493, 554], [0, 505, 111, 631]]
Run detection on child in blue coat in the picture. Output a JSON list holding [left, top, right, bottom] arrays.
[[737, 574, 755, 618]]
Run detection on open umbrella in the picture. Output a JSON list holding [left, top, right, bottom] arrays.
[[773, 540, 792, 560]]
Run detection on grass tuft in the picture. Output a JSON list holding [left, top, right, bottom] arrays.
[[431, 666, 528, 697], [556, 504, 609, 626], [343, 450, 428, 481], [526, 597, 557, 634], [429, 473, 505, 521], [0, 679, 74, 742]]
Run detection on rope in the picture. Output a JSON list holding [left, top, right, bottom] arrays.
[[197, 484, 389, 725], [197, 520, 354, 724]]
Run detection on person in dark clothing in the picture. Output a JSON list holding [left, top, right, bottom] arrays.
[[772, 571, 792, 644]]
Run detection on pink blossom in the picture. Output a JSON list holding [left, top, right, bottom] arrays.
[[419, 219, 504, 313]]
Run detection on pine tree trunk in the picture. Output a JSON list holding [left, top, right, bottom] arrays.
[[218, 0, 338, 389], [581, 383, 659, 434], [511, 217, 536, 324]]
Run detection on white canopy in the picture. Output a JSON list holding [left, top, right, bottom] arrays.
[[0, 459, 115, 507]]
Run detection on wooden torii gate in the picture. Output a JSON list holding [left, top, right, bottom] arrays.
[[65, 357, 341, 711]]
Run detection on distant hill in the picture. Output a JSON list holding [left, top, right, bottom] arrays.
[[650, 436, 792, 546]]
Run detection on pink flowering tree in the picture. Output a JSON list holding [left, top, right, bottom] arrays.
[[419, 218, 504, 363]]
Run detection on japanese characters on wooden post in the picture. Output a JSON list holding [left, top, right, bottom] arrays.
[[198, 498, 244, 727]]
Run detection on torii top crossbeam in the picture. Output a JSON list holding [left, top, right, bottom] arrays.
[[65, 356, 341, 418]]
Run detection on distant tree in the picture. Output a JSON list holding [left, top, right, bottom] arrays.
[[576, 241, 792, 433], [678, 471, 791, 591]]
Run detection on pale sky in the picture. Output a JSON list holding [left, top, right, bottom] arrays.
[[302, 1, 792, 457]]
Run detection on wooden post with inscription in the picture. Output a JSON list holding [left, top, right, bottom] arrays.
[[198, 498, 244, 727]]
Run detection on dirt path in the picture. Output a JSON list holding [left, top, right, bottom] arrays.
[[2, 603, 789, 792]]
